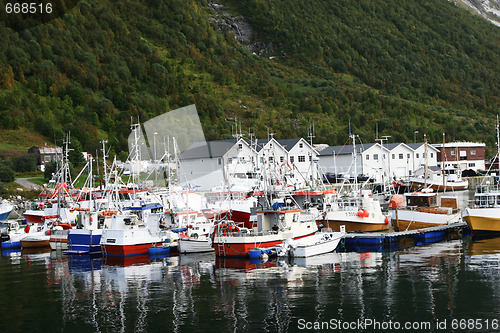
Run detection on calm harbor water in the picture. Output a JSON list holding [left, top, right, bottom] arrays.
[[1, 190, 498, 333], [1, 235, 500, 333]]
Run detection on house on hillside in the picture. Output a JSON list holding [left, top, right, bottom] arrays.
[[28, 145, 63, 171]]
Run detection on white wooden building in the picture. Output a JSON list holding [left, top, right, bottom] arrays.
[[278, 138, 320, 187], [385, 143, 414, 179]]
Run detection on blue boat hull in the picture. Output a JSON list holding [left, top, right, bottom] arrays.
[[67, 231, 102, 254]]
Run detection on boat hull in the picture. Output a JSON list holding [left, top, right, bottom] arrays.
[[21, 239, 50, 248], [463, 207, 500, 234], [23, 210, 44, 224], [213, 232, 316, 257], [321, 220, 389, 233], [392, 209, 461, 231], [49, 230, 69, 250], [66, 229, 102, 254], [409, 179, 468, 192], [102, 242, 162, 257], [292, 234, 343, 258], [178, 237, 214, 253]]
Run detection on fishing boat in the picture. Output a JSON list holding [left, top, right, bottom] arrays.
[[462, 117, 500, 235], [0, 201, 14, 220], [20, 222, 52, 248], [462, 185, 500, 234], [320, 190, 390, 232], [389, 189, 461, 231], [0, 220, 28, 248], [49, 222, 72, 250], [275, 227, 345, 258], [210, 194, 318, 257], [177, 220, 214, 254], [409, 168, 468, 192], [100, 203, 170, 256]]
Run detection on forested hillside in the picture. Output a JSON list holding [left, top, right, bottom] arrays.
[[0, 0, 499, 160]]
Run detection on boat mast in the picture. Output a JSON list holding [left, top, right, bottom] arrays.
[[101, 140, 108, 186], [352, 133, 357, 193], [442, 133, 446, 192], [497, 115, 499, 190], [424, 134, 428, 188]]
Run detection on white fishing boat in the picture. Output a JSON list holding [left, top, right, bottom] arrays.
[[178, 220, 214, 254], [178, 236, 214, 254], [101, 203, 171, 256], [275, 227, 345, 258], [210, 195, 318, 257], [321, 190, 390, 232], [389, 189, 461, 231]]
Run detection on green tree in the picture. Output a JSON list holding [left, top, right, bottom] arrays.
[[13, 153, 38, 172], [44, 161, 57, 180], [0, 164, 15, 182]]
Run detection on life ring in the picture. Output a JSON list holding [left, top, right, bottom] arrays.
[[192, 233, 199, 239]]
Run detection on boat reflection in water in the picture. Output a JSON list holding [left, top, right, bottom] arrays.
[[465, 235, 500, 270], [13, 236, 499, 332]]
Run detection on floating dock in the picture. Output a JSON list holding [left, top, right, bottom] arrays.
[[342, 222, 468, 250]]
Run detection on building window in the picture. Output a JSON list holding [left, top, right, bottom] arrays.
[[269, 157, 274, 163], [298, 156, 306, 163], [299, 143, 303, 148], [471, 150, 476, 155], [290, 156, 294, 163], [416, 153, 419, 158], [218, 158, 222, 165], [238, 143, 243, 150], [451, 150, 456, 156], [392, 154, 395, 159], [374, 154, 379, 160], [431, 153, 434, 158], [280, 156, 284, 163], [309, 155, 312, 161], [469, 163, 475, 167], [399, 154, 403, 159], [366, 155, 369, 160]]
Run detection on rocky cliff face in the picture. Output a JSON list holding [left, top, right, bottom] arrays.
[[452, 0, 500, 26], [207, 1, 278, 55]]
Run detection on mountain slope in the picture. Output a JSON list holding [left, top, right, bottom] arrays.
[[452, 0, 500, 26], [0, 0, 499, 159]]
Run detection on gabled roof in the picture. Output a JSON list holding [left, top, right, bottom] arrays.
[[277, 138, 302, 150], [407, 142, 439, 151], [254, 138, 287, 153], [385, 142, 413, 151], [180, 139, 237, 159]]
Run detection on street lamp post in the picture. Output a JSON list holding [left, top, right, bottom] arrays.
[[414, 131, 419, 144]]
